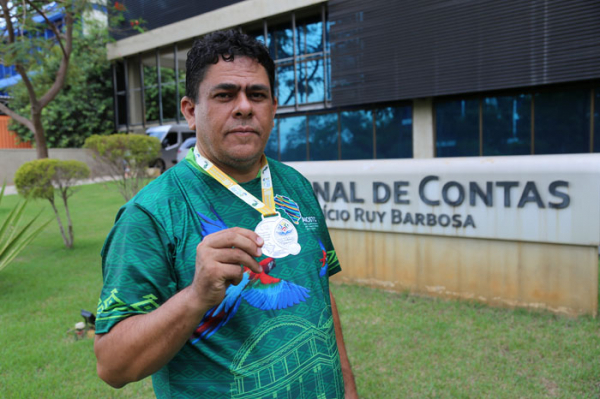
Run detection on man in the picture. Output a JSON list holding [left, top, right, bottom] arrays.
[[95, 30, 358, 398]]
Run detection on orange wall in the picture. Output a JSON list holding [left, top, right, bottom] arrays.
[[0, 116, 32, 149]]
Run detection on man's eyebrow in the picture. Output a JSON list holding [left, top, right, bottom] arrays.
[[247, 84, 270, 92], [211, 83, 239, 92]]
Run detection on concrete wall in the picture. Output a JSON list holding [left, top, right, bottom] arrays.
[[412, 98, 435, 159], [290, 156, 600, 316], [0, 148, 110, 185], [329, 230, 597, 316]]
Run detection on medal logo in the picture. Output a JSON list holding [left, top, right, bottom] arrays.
[[255, 214, 301, 258]]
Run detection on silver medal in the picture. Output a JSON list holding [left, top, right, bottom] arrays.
[[272, 217, 301, 255], [255, 215, 289, 258]]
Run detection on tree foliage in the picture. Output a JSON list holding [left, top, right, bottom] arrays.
[[84, 134, 160, 201], [14, 159, 90, 249], [0, 0, 91, 159], [0, 182, 51, 272], [8, 26, 114, 148]]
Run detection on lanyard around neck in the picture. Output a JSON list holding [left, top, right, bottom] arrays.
[[192, 147, 277, 217]]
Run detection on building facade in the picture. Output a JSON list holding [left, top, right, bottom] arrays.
[[107, 0, 600, 315], [108, 0, 600, 160]]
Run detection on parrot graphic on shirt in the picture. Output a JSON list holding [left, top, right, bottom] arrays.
[[318, 239, 328, 278], [191, 208, 310, 342]]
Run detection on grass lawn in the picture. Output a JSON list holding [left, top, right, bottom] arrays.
[[1, 182, 599, 398]]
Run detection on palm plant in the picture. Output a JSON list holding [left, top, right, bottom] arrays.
[[0, 182, 51, 272]]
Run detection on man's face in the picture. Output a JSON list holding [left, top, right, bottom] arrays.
[[181, 56, 277, 174]]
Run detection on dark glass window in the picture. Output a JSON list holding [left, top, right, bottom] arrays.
[[340, 110, 373, 160], [163, 132, 178, 147], [375, 106, 412, 159], [279, 116, 307, 161], [326, 57, 331, 102], [482, 94, 531, 156], [298, 60, 324, 104], [309, 113, 338, 160], [271, 22, 293, 60], [181, 132, 195, 141], [296, 16, 323, 55], [277, 64, 295, 106], [143, 60, 160, 123], [265, 123, 279, 160], [534, 89, 590, 154], [159, 47, 178, 121], [436, 99, 479, 157], [595, 89, 600, 152]]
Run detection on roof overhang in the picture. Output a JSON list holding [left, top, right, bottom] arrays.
[[107, 0, 325, 60]]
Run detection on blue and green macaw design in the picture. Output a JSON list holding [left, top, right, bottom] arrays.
[[191, 208, 311, 343]]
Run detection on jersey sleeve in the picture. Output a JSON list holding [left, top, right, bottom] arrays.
[[95, 203, 178, 334], [299, 173, 342, 277]]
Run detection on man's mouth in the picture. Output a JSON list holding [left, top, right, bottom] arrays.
[[228, 127, 258, 134]]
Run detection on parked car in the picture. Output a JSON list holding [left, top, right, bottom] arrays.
[[146, 124, 195, 173], [177, 137, 197, 164]]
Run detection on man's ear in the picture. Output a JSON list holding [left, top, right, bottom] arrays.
[[180, 96, 196, 130], [271, 96, 278, 119]]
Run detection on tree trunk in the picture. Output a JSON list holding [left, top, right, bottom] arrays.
[[32, 111, 48, 159], [49, 198, 70, 248], [61, 190, 74, 248]]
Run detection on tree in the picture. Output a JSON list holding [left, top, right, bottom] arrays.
[[14, 159, 90, 248], [8, 25, 114, 148], [84, 134, 160, 201], [0, 0, 90, 159]]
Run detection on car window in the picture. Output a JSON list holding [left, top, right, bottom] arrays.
[[163, 132, 178, 147], [182, 132, 195, 141]]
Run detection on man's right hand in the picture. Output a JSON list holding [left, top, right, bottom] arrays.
[[95, 227, 264, 388], [188, 227, 264, 309]]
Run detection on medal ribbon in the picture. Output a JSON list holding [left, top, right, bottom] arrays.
[[192, 147, 277, 217]]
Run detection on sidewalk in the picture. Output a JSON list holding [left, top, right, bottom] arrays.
[[3, 176, 116, 196]]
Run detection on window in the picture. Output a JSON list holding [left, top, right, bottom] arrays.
[[113, 60, 127, 127], [265, 123, 279, 159], [436, 99, 479, 157], [340, 110, 373, 160], [141, 51, 160, 123], [163, 132, 178, 147], [117, 6, 331, 128], [309, 113, 338, 160], [435, 86, 595, 157], [376, 106, 412, 159], [181, 132, 195, 141], [270, 104, 413, 162], [279, 116, 307, 161], [246, 6, 330, 111], [482, 94, 531, 156], [534, 89, 590, 154], [158, 46, 178, 122]]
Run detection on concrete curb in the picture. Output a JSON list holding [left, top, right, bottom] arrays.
[[3, 176, 117, 196]]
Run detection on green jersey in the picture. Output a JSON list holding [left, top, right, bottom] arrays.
[[96, 154, 344, 398]]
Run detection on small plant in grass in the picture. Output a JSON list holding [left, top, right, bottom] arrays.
[[14, 159, 90, 249], [84, 134, 161, 201], [0, 181, 51, 272]]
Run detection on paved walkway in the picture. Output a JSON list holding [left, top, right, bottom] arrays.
[[3, 176, 116, 196]]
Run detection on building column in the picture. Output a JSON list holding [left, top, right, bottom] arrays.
[[413, 97, 435, 158], [127, 57, 144, 127]]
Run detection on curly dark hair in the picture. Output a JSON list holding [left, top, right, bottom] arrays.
[[185, 30, 275, 103]]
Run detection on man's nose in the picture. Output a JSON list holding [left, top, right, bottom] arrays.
[[233, 93, 253, 118]]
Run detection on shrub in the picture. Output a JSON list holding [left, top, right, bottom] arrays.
[[84, 134, 160, 201], [15, 159, 90, 249], [0, 182, 51, 272]]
